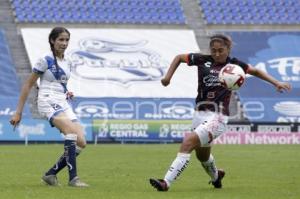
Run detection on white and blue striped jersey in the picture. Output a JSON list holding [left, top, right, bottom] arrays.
[[32, 53, 77, 124], [33, 53, 72, 98]]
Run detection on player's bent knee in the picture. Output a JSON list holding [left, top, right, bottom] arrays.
[[77, 139, 87, 148], [75, 131, 86, 148]]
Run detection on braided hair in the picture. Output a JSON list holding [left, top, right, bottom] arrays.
[[48, 27, 70, 77]]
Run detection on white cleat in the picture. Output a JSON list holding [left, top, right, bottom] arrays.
[[42, 175, 59, 186], [68, 176, 89, 187]]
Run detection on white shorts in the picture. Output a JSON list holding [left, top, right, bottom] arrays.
[[37, 94, 78, 127], [192, 111, 228, 147]]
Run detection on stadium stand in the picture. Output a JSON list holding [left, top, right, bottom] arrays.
[[10, 0, 186, 24], [0, 24, 31, 119], [199, 0, 300, 25], [0, 28, 20, 97]]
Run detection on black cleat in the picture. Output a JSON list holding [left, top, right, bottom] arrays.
[[149, 178, 169, 191], [210, 169, 225, 188]]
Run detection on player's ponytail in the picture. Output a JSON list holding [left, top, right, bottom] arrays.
[[48, 27, 70, 76]]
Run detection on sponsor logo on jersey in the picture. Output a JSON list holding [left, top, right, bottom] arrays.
[[203, 74, 222, 87]]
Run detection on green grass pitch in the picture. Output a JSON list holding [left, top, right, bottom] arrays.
[[0, 144, 299, 199]]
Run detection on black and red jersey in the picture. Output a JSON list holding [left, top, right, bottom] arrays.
[[186, 53, 248, 115]]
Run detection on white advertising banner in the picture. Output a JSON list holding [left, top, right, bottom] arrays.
[[21, 28, 200, 98]]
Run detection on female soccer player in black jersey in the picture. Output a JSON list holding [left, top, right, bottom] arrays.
[[149, 34, 291, 191]]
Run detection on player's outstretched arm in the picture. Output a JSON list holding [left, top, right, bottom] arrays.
[[247, 65, 291, 92], [10, 73, 39, 129], [161, 54, 188, 87]]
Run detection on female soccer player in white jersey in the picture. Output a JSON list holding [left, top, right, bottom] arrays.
[[149, 34, 291, 191], [10, 27, 88, 187]]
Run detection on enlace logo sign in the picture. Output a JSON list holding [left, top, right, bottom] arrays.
[[75, 102, 109, 118], [161, 105, 194, 119], [274, 101, 300, 116], [274, 101, 300, 123], [74, 101, 134, 119], [144, 103, 194, 119]]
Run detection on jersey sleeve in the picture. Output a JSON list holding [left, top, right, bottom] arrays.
[[32, 57, 48, 75], [186, 53, 205, 66], [231, 58, 249, 73]]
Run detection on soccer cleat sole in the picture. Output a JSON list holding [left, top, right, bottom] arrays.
[[149, 178, 168, 191]]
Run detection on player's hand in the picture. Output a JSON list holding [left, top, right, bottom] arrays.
[[10, 113, 22, 131], [161, 78, 170, 87], [275, 82, 291, 93], [66, 91, 74, 100]]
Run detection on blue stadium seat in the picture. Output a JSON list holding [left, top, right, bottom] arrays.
[[0, 29, 20, 97], [10, 0, 186, 24], [199, 0, 300, 25]]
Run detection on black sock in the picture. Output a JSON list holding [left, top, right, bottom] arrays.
[[45, 147, 81, 176], [45, 153, 66, 176], [64, 134, 77, 181]]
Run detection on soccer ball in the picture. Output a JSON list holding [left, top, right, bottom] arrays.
[[218, 64, 245, 90]]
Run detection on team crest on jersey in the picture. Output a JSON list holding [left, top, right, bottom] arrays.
[[68, 38, 168, 86]]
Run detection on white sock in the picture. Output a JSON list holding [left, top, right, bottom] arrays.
[[65, 133, 77, 141], [164, 153, 191, 187], [201, 154, 218, 181]]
